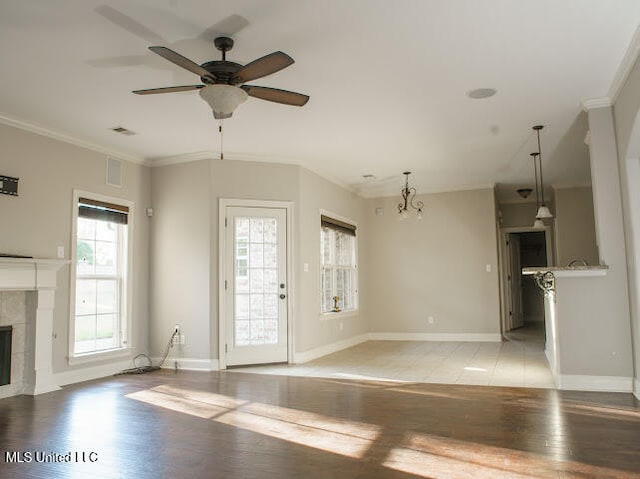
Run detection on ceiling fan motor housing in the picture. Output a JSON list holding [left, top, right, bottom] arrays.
[[200, 61, 243, 85]]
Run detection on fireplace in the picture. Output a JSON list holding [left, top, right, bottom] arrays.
[[0, 326, 11, 386], [0, 257, 67, 397]]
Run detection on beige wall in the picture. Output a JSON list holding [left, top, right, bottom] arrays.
[[150, 160, 211, 361], [149, 159, 370, 362], [499, 202, 539, 229], [612, 55, 640, 393], [296, 167, 369, 352], [0, 123, 151, 374], [553, 186, 599, 266], [365, 188, 501, 336]]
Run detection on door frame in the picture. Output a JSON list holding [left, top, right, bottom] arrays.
[[218, 198, 294, 370], [498, 225, 554, 335]]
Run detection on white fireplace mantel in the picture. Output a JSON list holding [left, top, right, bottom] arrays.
[[0, 258, 69, 395]]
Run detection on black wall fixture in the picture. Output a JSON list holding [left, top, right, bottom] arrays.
[[0, 175, 18, 196]]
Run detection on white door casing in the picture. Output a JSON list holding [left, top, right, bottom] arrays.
[[219, 200, 291, 367]]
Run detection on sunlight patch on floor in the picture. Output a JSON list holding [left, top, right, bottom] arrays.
[[126, 384, 381, 459]]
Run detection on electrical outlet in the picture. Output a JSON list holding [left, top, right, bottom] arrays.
[[57, 246, 64, 259], [428, 316, 434, 324]]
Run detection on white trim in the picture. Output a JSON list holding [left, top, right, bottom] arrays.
[[218, 199, 294, 370], [149, 153, 357, 197], [635, 378, 640, 400], [362, 182, 496, 199], [293, 334, 369, 364], [551, 182, 592, 190], [609, 24, 640, 103], [69, 190, 135, 364], [68, 347, 131, 366], [153, 358, 219, 371], [320, 309, 359, 320], [54, 359, 132, 387], [582, 98, 612, 111], [0, 113, 147, 166], [557, 374, 633, 392], [367, 332, 502, 342]]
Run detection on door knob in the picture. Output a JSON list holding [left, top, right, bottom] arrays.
[[280, 294, 286, 299]]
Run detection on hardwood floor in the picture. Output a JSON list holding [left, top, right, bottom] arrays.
[[0, 369, 639, 478]]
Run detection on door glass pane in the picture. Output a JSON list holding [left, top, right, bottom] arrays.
[[234, 214, 281, 347]]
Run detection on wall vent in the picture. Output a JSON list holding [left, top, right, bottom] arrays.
[[106, 158, 123, 188]]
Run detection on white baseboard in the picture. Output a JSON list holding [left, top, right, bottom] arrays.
[[368, 332, 502, 342], [634, 378, 640, 400], [557, 374, 633, 392], [54, 359, 132, 387], [293, 334, 369, 364], [153, 357, 219, 371]]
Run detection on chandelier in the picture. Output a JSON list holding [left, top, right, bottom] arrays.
[[398, 171, 424, 220]]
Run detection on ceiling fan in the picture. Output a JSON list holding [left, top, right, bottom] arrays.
[[133, 36, 309, 119]]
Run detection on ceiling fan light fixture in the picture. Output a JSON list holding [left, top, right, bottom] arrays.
[[199, 84, 248, 115], [533, 218, 545, 229]]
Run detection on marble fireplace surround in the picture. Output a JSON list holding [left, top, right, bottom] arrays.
[[0, 258, 68, 398]]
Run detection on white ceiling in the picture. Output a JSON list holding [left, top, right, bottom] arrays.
[[1, 0, 639, 198]]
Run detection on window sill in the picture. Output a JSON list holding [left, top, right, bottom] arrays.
[[68, 347, 132, 366], [321, 309, 359, 320]]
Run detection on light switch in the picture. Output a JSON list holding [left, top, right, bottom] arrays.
[[303, 263, 309, 273], [57, 246, 65, 259], [486, 264, 491, 272]]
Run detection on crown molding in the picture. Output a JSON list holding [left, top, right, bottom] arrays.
[[0, 113, 148, 166], [551, 182, 592, 190], [148, 150, 217, 167], [362, 182, 496, 199], [149, 150, 360, 196], [609, 25, 640, 103], [582, 97, 612, 111]]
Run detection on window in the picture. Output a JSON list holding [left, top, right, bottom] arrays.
[[71, 195, 131, 357], [320, 215, 358, 313]]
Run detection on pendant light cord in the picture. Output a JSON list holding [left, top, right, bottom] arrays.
[[532, 153, 540, 209], [535, 128, 545, 205]]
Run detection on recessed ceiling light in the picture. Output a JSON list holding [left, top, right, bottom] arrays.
[[467, 88, 497, 100]]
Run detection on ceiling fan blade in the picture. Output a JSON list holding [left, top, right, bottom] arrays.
[[233, 52, 294, 84], [149, 46, 214, 80], [241, 85, 309, 106], [95, 6, 165, 44], [133, 85, 204, 95]]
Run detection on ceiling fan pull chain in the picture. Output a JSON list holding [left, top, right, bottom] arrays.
[[219, 121, 224, 160]]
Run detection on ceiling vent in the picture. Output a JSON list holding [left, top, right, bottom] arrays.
[[110, 126, 136, 136]]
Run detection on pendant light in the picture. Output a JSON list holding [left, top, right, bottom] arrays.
[[533, 125, 553, 220], [530, 151, 545, 228]]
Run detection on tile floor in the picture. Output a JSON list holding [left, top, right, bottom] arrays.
[[231, 322, 556, 389]]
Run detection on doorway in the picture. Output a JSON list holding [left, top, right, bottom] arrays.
[[501, 229, 550, 345], [219, 200, 291, 368]]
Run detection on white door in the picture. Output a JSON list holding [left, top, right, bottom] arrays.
[[224, 206, 288, 366]]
